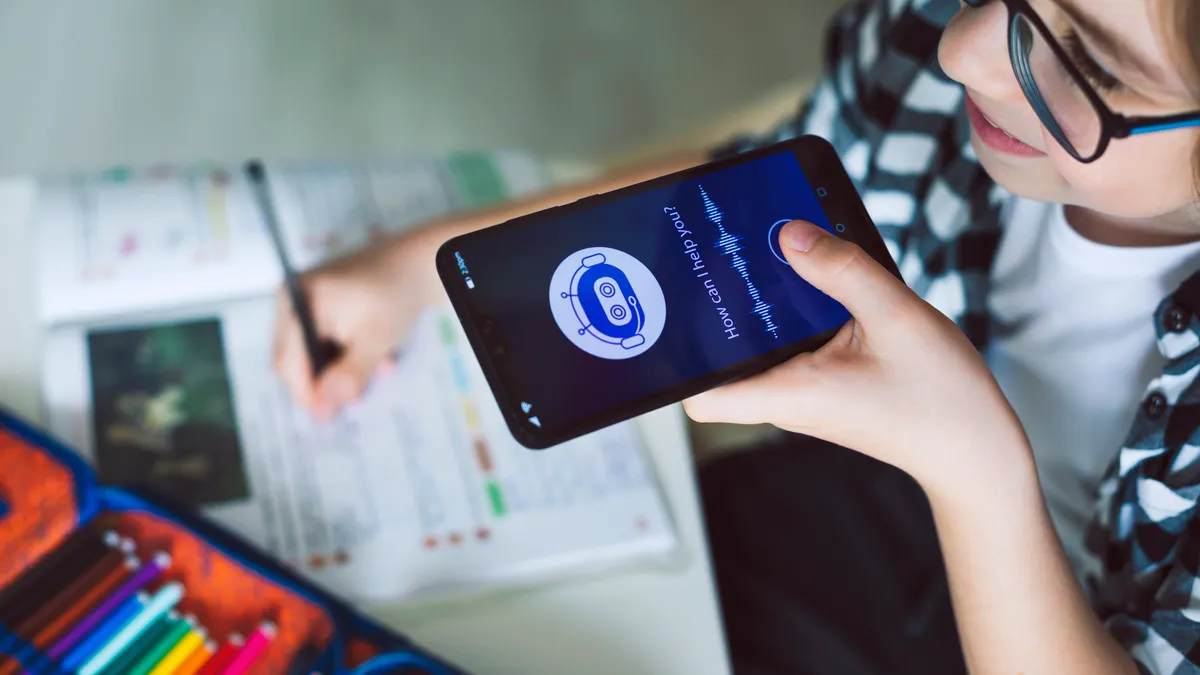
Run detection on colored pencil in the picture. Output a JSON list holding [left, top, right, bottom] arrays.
[[145, 625, 205, 675], [218, 622, 275, 675], [126, 617, 193, 675], [0, 525, 107, 614], [3, 556, 137, 675], [0, 529, 116, 626], [78, 582, 185, 675], [0, 544, 127, 637], [60, 593, 146, 672], [194, 635, 242, 675], [172, 641, 216, 675], [96, 614, 176, 675], [0, 544, 127, 665], [47, 552, 171, 660]]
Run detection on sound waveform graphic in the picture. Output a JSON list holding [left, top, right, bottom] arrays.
[[698, 185, 779, 338]]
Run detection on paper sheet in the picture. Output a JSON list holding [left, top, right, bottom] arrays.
[[33, 153, 545, 326], [41, 297, 676, 603]]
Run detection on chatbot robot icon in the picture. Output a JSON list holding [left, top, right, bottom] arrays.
[[549, 247, 666, 359]]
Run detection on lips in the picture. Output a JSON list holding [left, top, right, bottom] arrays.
[[964, 94, 1046, 158]]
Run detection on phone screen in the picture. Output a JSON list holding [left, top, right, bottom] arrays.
[[444, 147, 853, 443]]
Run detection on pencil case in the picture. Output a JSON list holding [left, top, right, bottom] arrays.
[[0, 406, 470, 675]]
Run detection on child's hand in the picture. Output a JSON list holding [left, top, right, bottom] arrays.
[[684, 220, 1031, 495], [272, 237, 435, 421]]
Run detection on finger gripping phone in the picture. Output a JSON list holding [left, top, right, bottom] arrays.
[[436, 136, 898, 449]]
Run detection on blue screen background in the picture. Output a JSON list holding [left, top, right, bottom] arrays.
[[454, 151, 850, 430]]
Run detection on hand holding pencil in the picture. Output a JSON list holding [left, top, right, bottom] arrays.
[[249, 161, 416, 422]]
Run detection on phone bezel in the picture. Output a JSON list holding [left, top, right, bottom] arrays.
[[436, 135, 900, 449]]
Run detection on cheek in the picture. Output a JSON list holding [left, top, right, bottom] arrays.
[[1053, 133, 1199, 218]]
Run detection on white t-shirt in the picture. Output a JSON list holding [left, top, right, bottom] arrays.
[[986, 197, 1200, 571]]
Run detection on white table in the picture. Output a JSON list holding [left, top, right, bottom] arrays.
[[0, 178, 731, 675]]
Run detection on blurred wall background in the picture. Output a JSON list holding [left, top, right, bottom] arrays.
[[0, 0, 846, 174]]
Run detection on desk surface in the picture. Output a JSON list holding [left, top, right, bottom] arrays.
[[0, 178, 731, 675]]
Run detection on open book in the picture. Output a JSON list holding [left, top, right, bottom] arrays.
[[31, 154, 677, 605]]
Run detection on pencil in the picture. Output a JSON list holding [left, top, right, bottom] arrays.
[[60, 593, 146, 672], [172, 640, 216, 675], [0, 525, 106, 613], [0, 543, 127, 666], [0, 555, 137, 675], [145, 626, 205, 675], [78, 582, 185, 675], [95, 614, 176, 675], [194, 634, 242, 675], [47, 552, 171, 660], [217, 622, 275, 675], [0, 529, 116, 626], [245, 160, 340, 377], [125, 617, 194, 675]]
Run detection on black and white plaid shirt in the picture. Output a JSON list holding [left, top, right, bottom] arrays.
[[716, 0, 1200, 671]]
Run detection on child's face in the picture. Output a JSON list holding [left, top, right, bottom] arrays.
[[939, 0, 1199, 231]]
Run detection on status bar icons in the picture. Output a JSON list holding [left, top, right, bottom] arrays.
[[520, 401, 539, 427]]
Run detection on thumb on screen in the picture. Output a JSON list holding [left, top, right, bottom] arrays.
[[777, 220, 910, 324]]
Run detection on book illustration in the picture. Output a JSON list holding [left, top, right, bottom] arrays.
[[87, 318, 250, 508]]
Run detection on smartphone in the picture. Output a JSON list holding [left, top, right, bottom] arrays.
[[436, 136, 899, 449]]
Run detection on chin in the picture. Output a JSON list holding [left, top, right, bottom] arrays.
[[972, 135, 1069, 204]]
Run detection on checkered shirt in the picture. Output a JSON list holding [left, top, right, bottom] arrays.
[[713, 0, 1200, 671]]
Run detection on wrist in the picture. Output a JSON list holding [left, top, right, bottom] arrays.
[[384, 234, 434, 307], [388, 220, 468, 308], [920, 434, 1041, 520]]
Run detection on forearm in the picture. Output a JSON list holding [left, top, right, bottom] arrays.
[[926, 452, 1136, 675], [388, 152, 706, 303]]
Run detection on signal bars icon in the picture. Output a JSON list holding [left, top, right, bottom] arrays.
[[519, 401, 540, 427]]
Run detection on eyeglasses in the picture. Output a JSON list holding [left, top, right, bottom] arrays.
[[964, 0, 1200, 162]]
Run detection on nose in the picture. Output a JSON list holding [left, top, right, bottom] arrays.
[[938, 2, 1022, 102]]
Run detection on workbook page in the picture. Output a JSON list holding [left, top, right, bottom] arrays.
[[41, 296, 677, 603], [32, 153, 544, 326]]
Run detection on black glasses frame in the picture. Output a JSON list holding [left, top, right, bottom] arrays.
[[964, 0, 1200, 162]]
